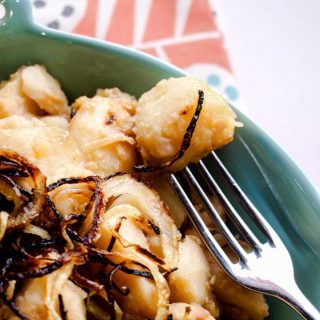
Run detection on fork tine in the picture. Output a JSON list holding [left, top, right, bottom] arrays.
[[168, 173, 248, 268], [195, 160, 262, 252], [183, 167, 251, 262], [207, 152, 274, 243]]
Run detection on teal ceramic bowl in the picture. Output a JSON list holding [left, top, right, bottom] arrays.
[[0, 1, 319, 319]]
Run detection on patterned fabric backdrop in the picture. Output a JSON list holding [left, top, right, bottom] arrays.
[[31, 0, 239, 102]]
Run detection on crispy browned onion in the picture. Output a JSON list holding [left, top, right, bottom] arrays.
[[0, 150, 47, 233], [47, 176, 105, 247], [0, 158, 178, 320]]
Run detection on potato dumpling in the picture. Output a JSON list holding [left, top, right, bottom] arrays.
[[169, 235, 219, 318], [209, 240, 269, 320], [96, 87, 137, 115], [70, 92, 137, 177], [10, 264, 87, 320], [169, 303, 215, 320], [0, 65, 69, 119], [113, 267, 159, 319], [0, 116, 92, 184], [134, 77, 240, 171], [21, 65, 70, 117], [0, 67, 44, 118]]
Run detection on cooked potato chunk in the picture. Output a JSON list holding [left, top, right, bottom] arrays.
[[134, 76, 239, 171], [59, 280, 87, 320], [10, 264, 86, 320], [0, 67, 43, 118], [0, 116, 92, 183], [70, 94, 137, 176], [209, 242, 269, 320], [169, 303, 215, 320], [211, 265, 269, 319], [113, 269, 159, 319], [96, 87, 137, 115], [21, 65, 69, 117], [169, 235, 218, 317]]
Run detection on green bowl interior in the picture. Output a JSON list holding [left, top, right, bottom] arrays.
[[0, 1, 319, 319]]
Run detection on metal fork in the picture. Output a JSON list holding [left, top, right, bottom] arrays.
[[168, 151, 320, 320]]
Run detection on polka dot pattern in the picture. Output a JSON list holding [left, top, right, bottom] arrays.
[[207, 74, 221, 87], [33, 0, 46, 8], [225, 85, 239, 101], [62, 5, 74, 17], [47, 20, 60, 29]]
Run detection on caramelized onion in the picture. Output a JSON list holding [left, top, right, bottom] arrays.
[[102, 174, 180, 268], [88, 247, 170, 320], [71, 268, 104, 293], [23, 224, 51, 240], [0, 157, 177, 319], [0, 150, 47, 232], [48, 176, 105, 245]]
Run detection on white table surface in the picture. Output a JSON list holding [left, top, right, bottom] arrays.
[[212, 0, 320, 192]]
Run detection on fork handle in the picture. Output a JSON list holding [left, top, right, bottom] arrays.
[[279, 282, 320, 320]]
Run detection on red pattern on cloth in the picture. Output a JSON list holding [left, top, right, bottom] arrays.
[[73, 0, 98, 37], [164, 38, 231, 70], [106, 0, 135, 44], [71, 0, 232, 72], [143, 0, 176, 42], [183, 0, 218, 35]]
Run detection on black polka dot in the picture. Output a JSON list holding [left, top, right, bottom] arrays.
[[33, 0, 46, 8], [47, 20, 60, 29], [62, 5, 74, 17]]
